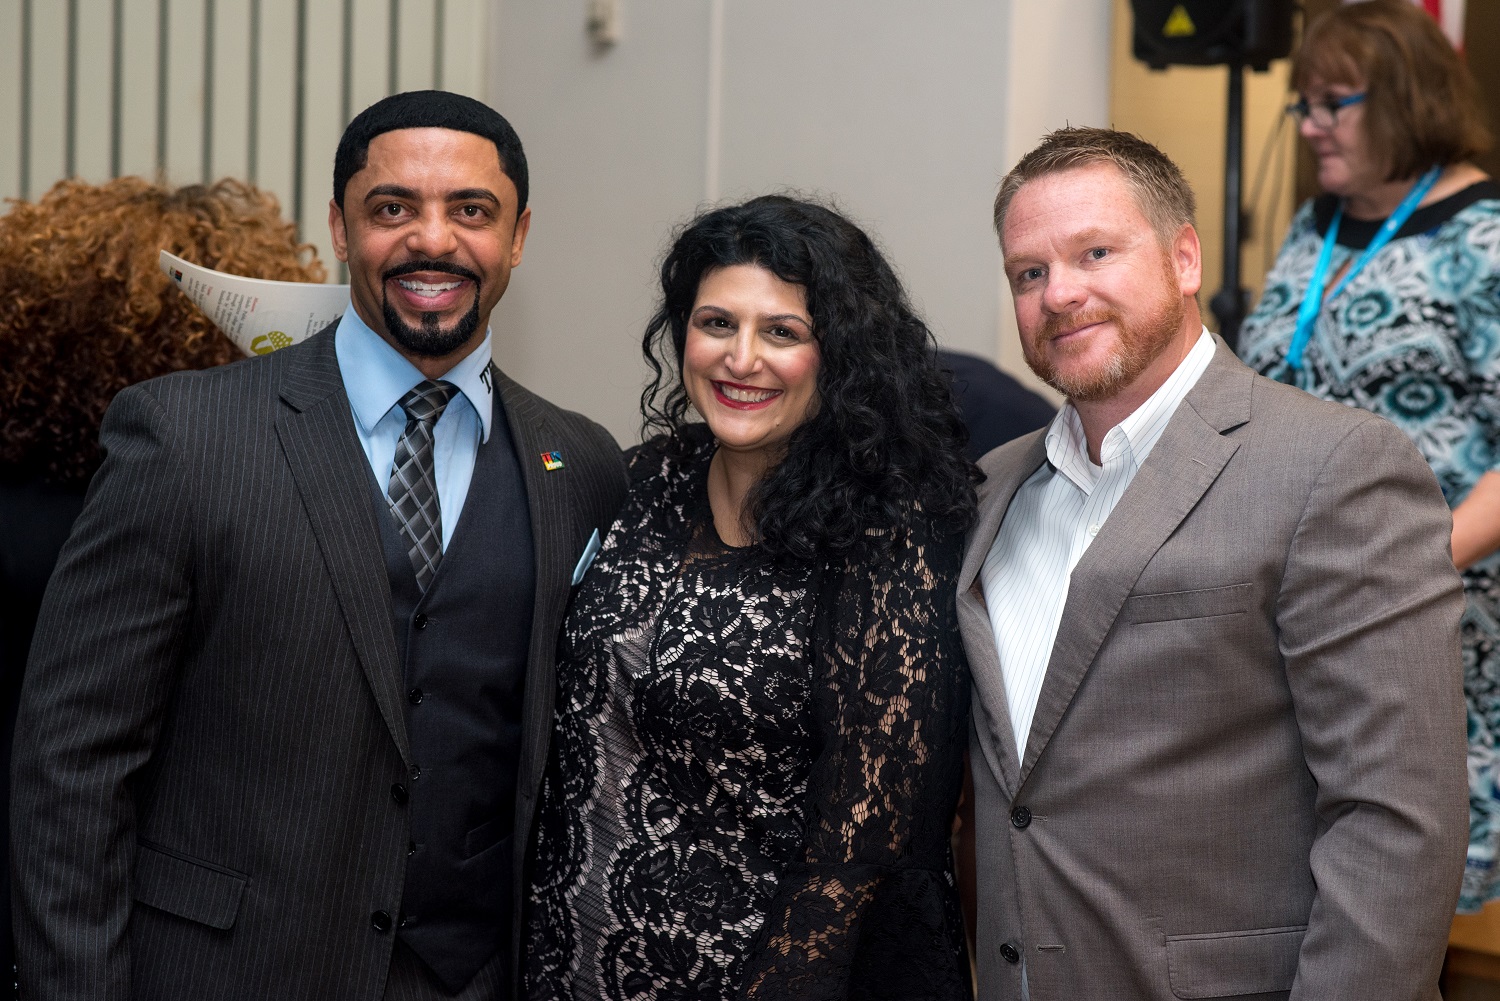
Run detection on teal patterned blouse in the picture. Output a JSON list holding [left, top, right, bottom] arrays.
[[1240, 179, 1500, 913]]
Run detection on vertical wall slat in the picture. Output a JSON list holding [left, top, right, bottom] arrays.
[[64, 0, 76, 178], [300, 0, 345, 274], [117, 0, 160, 179], [441, 0, 485, 100], [349, 0, 391, 123], [396, 0, 437, 93], [27, 0, 68, 193], [74, 0, 116, 183], [0, 1, 24, 201], [164, 0, 207, 184], [253, 0, 297, 212], [210, 0, 251, 181]]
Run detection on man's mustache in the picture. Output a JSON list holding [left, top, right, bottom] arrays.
[[381, 260, 482, 285]]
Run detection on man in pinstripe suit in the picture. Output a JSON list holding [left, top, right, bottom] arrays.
[[11, 91, 626, 1001]]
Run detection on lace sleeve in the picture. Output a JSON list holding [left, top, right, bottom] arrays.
[[740, 511, 971, 1000]]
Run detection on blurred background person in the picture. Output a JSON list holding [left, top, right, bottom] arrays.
[[526, 195, 978, 999], [936, 348, 1055, 460], [0, 175, 325, 990], [1238, 0, 1500, 914]]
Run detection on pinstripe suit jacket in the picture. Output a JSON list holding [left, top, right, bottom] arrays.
[[10, 327, 627, 1000], [959, 344, 1468, 1000]]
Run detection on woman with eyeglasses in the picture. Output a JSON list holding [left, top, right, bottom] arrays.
[[1239, 0, 1499, 914]]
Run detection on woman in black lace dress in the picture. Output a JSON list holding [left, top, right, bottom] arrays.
[[526, 195, 979, 1000]]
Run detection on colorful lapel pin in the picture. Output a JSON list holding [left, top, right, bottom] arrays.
[[541, 450, 565, 471]]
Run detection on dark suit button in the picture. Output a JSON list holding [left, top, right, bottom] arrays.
[[371, 910, 392, 933], [391, 783, 408, 805], [1011, 806, 1032, 829], [1000, 940, 1021, 964], [407, 841, 417, 856], [399, 914, 413, 929], [413, 613, 428, 630], [410, 765, 421, 780], [408, 687, 423, 705]]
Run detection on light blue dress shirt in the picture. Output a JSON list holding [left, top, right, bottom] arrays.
[[333, 304, 494, 550]]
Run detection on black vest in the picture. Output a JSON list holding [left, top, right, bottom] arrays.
[[372, 403, 534, 992]]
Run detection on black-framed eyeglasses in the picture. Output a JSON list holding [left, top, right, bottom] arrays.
[[1285, 92, 1366, 129]]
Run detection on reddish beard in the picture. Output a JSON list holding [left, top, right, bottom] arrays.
[[1023, 267, 1186, 402]]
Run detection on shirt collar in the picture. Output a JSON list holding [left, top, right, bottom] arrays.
[[1044, 326, 1216, 482], [333, 304, 494, 441]]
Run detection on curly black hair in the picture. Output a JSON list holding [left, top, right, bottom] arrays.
[[642, 194, 980, 561]]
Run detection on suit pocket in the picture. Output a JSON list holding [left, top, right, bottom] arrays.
[[1165, 924, 1305, 998], [133, 840, 248, 931], [463, 817, 511, 860], [1124, 583, 1251, 624]]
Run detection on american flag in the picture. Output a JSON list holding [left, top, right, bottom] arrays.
[[1419, 0, 1467, 50], [1348, 0, 1467, 50]]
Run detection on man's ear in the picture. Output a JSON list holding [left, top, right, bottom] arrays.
[[1173, 222, 1202, 298], [329, 199, 350, 264], [509, 206, 532, 268]]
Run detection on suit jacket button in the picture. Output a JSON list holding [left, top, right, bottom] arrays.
[[413, 613, 428, 630], [408, 687, 424, 706], [1011, 806, 1032, 829], [1000, 940, 1021, 964], [391, 783, 408, 805], [371, 910, 392, 933]]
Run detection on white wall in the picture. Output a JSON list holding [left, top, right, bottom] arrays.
[[489, 0, 1112, 445]]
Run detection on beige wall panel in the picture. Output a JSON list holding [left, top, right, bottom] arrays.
[[396, 0, 436, 92], [1108, 0, 1296, 317], [74, 1, 116, 183], [488, 0, 714, 446], [117, 0, 161, 180], [163, 0, 206, 185], [349, 0, 393, 118], [252, 0, 298, 214], [440, 0, 484, 98], [299, 0, 346, 272], [27, 0, 69, 196], [210, 0, 252, 181], [0, 1, 23, 201]]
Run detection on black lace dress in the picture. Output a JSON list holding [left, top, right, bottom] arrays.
[[525, 428, 971, 1000]]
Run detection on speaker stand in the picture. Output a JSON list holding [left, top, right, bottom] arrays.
[[1210, 60, 1250, 351]]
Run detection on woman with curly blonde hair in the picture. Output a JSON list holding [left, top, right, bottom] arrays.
[[0, 175, 324, 982]]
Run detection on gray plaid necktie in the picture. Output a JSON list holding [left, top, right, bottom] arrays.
[[388, 380, 459, 590]]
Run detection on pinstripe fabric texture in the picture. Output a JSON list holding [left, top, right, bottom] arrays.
[[10, 326, 626, 1001], [957, 340, 1469, 1000]]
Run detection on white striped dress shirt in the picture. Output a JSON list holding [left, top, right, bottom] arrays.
[[980, 329, 1216, 758]]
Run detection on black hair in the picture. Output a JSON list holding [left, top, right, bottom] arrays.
[[642, 194, 980, 562], [333, 90, 528, 213]]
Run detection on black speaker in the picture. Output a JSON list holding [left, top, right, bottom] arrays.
[[1131, 0, 1295, 71]]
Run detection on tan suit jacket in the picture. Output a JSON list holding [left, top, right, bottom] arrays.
[[960, 342, 1468, 1000]]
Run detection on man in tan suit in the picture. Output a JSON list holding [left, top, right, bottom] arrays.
[[961, 126, 1468, 999]]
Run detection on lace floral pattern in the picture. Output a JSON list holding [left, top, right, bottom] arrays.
[[526, 427, 970, 1000], [1240, 186, 1500, 911]]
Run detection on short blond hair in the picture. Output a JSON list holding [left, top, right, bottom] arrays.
[[993, 126, 1196, 248]]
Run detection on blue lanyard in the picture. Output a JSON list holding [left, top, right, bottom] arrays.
[[1287, 165, 1441, 370]]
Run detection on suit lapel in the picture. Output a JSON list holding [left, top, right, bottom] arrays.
[[959, 431, 1050, 798], [491, 369, 576, 789], [1018, 341, 1252, 784], [275, 331, 409, 765]]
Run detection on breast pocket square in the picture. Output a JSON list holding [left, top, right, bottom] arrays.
[[572, 529, 602, 586]]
